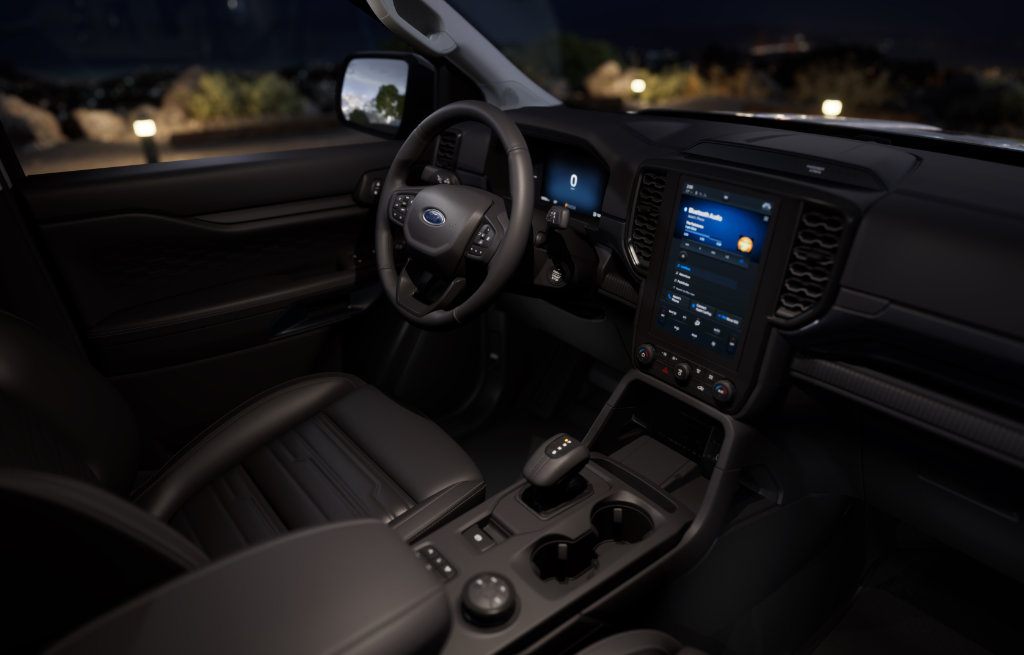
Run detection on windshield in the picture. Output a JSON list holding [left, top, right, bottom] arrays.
[[448, 0, 1024, 147]]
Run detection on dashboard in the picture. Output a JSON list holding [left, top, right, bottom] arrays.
[[430, 103, 1024, 582], [441, 104, 1024, 463]]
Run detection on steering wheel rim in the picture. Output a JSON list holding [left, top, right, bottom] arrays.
[[375, 100, 533, 328]]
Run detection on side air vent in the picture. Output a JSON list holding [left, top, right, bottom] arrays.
[[435, 129, 461, 170], [627, 169, 667, 275], [776, 205, 846, 320]]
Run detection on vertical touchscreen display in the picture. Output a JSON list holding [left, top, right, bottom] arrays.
[[654, 182, 774, 358]]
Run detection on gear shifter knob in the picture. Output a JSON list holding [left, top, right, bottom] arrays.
[[523, 434, 590, 488]]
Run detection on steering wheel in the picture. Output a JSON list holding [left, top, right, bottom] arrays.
[[375, 100, 533, 328]]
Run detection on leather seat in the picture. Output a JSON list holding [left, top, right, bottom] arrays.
[[0, 311, 485, 558], [576, 630, 710, 655]]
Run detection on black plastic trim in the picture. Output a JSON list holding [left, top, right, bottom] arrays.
[[791, 357, 1024, 468]]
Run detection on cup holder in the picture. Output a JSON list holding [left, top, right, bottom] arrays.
[[531, 502, 654, 583], [591, 503, 654, 544]]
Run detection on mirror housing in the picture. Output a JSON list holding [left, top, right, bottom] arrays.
[[337, 52, 436, 139]]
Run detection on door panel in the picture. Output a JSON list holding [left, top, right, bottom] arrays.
[[40, 203, 365, 373], [18, 140, 400, 451]]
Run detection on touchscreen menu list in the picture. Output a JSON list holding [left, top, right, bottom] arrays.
[[654, 182, 773, 358]]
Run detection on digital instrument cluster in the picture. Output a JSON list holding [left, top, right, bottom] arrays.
[[540, 152, 607, 217]]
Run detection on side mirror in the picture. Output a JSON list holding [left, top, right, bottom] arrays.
[[337, 52, 436, 139]]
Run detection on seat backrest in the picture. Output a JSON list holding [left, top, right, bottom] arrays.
[[0, 311, 139, 492], [0, 468, 208, 652]]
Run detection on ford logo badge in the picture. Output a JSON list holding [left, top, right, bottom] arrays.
[[422, 208, 446, 226]]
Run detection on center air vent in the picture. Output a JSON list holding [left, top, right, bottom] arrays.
[[775, 205, 846, 321], [435, 129, 462, 170], [628, 169, 667, 275]]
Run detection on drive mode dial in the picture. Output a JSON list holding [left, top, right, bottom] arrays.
[[462, 573, 516, 627]]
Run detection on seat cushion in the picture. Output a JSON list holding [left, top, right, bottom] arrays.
[[161, 376, 484, 558]]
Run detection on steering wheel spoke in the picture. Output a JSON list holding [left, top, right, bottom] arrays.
[[387, 186, 427, 226]]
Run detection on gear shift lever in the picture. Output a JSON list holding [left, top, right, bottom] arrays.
[[522, 434, 590, 512], [523, 434, 590, 487]]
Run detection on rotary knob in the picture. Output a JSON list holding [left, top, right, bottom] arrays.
[[635, 343, 654, 367], [461, 572, 516, 627]]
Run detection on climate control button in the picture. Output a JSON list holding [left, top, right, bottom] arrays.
[[711, 380, 735, 405], [635, 344, 654, 367]]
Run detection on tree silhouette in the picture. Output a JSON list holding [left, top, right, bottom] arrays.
[[374, 84, 405, 122], [350, 109, 369, 125]]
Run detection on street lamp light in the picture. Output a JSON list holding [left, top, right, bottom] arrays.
[[629, 77, 647, 109], [132, 117, 159, 163], [821, 99, 843, 118]]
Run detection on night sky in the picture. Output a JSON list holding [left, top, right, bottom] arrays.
[[1, 0, 1022, 81], [488, 0, 1024, 68]]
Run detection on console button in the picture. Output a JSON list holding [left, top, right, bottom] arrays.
[[463, 526, 496, 552], [673, 363, 692, 384], [712, 380, 735, 405], [416, 546, 457, 580]]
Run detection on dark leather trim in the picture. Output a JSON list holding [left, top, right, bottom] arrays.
[[389, 478, 486, 543], [575, 629, 690, 655], [135, 373, 362, 520], [0, 468, 208, 571]]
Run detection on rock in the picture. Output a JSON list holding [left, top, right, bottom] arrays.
[[72, 108, 133, 143], [161, 65, 205, 114], [0, 93, 67, 149], [583, 60, 626, 99]]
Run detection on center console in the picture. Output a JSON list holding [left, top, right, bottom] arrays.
[[411, 443, 692, 654], [406, 361, 764, 655]]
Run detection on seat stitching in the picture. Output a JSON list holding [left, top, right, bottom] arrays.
[[281, 425, 374, 519], [313, 413, 415, 519], [201, 476, 249, 550], [230, 463, 289, 535], [304, 415, 403, 520], [254, 433, 348, 522]]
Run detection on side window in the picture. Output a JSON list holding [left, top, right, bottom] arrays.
[[0, 0, 399, 175]]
